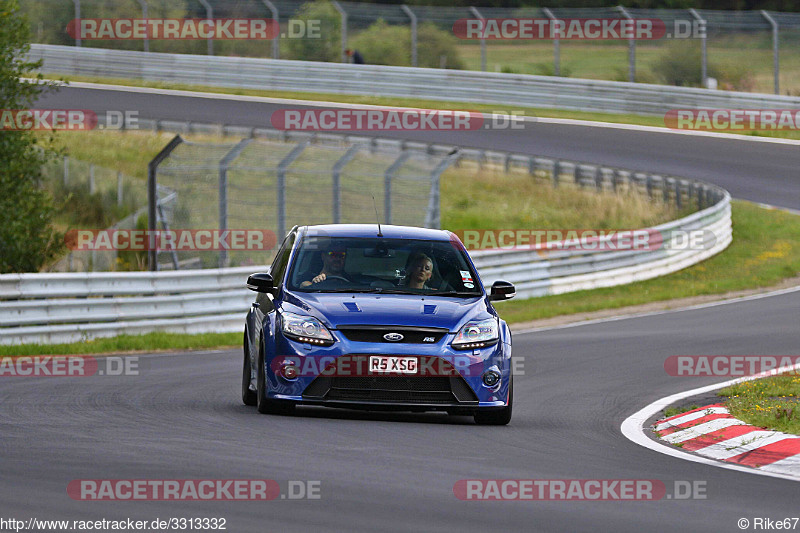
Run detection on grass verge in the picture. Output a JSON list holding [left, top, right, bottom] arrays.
[[0, 332, 240, 357], [52, 74, 800, 142], [493, 200, 800, 322], [718, 373, 800, 435], [4, 201, 800, 356]]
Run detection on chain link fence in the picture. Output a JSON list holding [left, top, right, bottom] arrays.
[[149, 131, 455, 270], [21, 0, 800, 95]]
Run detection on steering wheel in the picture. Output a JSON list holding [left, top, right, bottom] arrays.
[[313, 275, 350, 288], [319, 275, 349, 282]]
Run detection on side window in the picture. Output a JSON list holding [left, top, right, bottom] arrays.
[[270, 231, 296, 287]]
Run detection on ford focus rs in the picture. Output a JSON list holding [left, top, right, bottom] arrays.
[[241, 224, 516, 424]]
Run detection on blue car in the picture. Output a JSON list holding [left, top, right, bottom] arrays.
[[241, 224, 516, 424]]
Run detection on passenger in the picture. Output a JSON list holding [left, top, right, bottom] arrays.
[[401, 253, 434, 290]]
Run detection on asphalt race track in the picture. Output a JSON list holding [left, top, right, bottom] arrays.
[[2, 84, 797, 532]]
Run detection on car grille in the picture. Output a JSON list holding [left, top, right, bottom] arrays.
[[336, 326, 448, 344], [302, 354, 478, 405]]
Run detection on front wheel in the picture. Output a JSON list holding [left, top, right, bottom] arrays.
[[256, 342, 295, 415], [474, 377, 512, 426], [242, 332, 257, 406]]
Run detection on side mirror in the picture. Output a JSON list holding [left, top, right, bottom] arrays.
[[488, 280, 515, 301], [247, 272, 275, 294]]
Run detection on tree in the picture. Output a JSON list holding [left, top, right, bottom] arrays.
[[0, 0, 62, 273]]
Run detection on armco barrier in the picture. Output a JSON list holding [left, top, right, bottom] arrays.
[[27, 44, 800, 115], [0, 129, 730, 345]]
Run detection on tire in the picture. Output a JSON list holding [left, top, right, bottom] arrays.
[[242, 332, 257, 406], [256, 341, 295, 415], [474, 376, 512, 426]]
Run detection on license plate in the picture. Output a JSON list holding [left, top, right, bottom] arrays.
[[369, 355, 418, 374]]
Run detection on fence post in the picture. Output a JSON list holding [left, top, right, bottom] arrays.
[[117, 171, 123, 206], [469, 7, 486, 72], [63, 155, 69, 186], [762, 10, 779, 94], [616, 6, 635, 83], [148, 135, 184, 271], [262, 0, 280, 59], [89, 164, 95, 194], [425, 150, 460, 229], [331, 1, 347, 63], [384, 151, 413, 224], [401, 5, 417, 68], [136, 0, 148, 52], [689, 9, 707, 87], [218, 139, 252, 268], [72, 0, 81, 47], [197, 0, 214, 56], [277, 141, 309, 240], [542, 8, 560, 76], [332, 144, 362, 223]]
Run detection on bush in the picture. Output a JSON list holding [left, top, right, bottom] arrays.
[[651, 42, 755, 91], [348, 19, 410, 66], [417, 22, 465, 70], [281, 0, 341, 63], [347, 20, 463, 69]]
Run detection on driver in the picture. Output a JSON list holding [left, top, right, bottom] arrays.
[[300, 244, 351, 287]]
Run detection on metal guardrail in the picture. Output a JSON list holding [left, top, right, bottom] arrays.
[[27, 44, 800, 115], [0, 124, 731, 345]]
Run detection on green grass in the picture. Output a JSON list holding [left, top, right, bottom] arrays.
[[664, 405, 701, 418], [492, 200, 800, 322], [0, 332, 240, 356], [718, 372, 800, 435], [49, 74, 800, 142]]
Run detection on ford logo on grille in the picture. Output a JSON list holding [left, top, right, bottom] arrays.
[[383, 332, 404, 342]]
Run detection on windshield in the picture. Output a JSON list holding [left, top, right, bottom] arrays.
[[286, 236, 482, 296]]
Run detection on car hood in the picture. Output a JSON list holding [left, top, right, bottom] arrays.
[[281, 291, 493, 332]]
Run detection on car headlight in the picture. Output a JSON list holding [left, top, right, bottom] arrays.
[[452, 318, 499, 350], [281, 312, 334, 346]]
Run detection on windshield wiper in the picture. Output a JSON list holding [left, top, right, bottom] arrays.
[[314, 287, 384, 293], [434, 291, 481, 297]]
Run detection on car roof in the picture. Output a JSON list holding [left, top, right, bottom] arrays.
[[300, 224, 452, 242]]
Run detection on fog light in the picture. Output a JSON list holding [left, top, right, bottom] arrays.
[[482, 371, 500, 387], [282, 365, 298, 380]]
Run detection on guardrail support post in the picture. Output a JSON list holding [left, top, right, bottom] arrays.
[[277, 141, 309, 240], [762, 10, 779, 94], [148, 135, 184, 271], [616, 6, 635, 83], [552, 160, 560, 188], [469, 7, 486, 72], [331, 1, 348, 63], [689, 9, 707, 87], [197, 0, 214, 56], [262, 0, 280, 59], [401, 5, 418, 67], [542, 8, 559, 76], [332, 144, 363, 224]]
